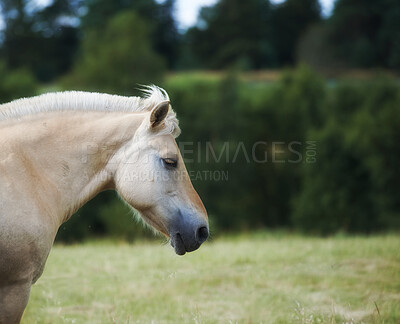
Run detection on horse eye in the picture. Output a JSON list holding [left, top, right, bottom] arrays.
[[162, 158, 178, 168]]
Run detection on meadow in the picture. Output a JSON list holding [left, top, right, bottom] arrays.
[[23, 233, 399, 323]]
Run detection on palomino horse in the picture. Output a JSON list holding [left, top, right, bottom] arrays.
[[0, 86, 208, 323]]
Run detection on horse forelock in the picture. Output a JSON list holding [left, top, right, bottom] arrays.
[[140, 85, 181, 138], [0, 85, 180, 137]]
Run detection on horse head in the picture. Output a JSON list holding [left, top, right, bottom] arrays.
[[113, 95, 209, 255]]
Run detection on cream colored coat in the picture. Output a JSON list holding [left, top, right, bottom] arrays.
[[0, 87, 208, 323]]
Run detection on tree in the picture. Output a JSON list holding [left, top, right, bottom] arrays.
[[0, 0, 80, 82], [80, 0, 179, 69], [63, 11, 166, 95], [269, 0, 321, 66], [0, 61, 37, 103], [292, 75, 400, 234], [292, 123, 378, 234], [349, 77, 400, 229], [186, 0, 276, 69], [318, 0, 400, 69], [185, 0, 322, 69]]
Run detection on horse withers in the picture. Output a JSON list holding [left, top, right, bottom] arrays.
[[0, 86, 208, 323]]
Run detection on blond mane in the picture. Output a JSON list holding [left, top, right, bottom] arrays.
[[0, 85, 180, 137]]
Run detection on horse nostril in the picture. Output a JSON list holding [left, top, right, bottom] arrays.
[[196, 226, 209, 244]]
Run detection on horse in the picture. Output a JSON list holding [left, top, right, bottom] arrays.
[[0, 86, 209, 323]]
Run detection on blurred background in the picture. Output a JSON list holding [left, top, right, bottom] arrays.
[[0, 0, 399, 242]]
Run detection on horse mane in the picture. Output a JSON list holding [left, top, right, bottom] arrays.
[[0, 85, 180, 137]]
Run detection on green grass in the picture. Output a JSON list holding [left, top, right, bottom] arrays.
[[23, 233, 400, 323]]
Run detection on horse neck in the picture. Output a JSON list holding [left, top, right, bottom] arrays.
[[1, 111, 145, 226]]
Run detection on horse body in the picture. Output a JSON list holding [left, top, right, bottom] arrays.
[[0, 87, 208, 323]]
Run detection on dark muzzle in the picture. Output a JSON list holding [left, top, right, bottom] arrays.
[[169, 212, 209, 255]]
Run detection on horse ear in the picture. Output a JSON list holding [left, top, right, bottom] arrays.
[[150, 101, 170, 128]]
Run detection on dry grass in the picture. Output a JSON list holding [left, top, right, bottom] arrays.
[[22, 233, 400, 323], [166, 69, 399, 84]]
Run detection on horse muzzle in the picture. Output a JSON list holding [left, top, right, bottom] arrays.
[[169, 212, 209, 255]]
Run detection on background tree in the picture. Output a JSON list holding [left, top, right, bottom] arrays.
[[0, 61, 37, 103], [80, 0, 179, 69], [0, 0, 80, 82], [328, 0, 400, 69], [299, 0, 400, 70], [63, 11, 166, 95], [269, 0, 321, 66], [186, 0, 276, 69]]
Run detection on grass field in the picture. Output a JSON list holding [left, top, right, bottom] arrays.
[[22, 233, 400, 323]]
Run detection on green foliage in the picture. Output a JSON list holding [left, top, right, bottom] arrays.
[[0, 0, 80, 82], [297, 24, 340, 71], [186, 0, 275, 69], [81, 0, 179, 69], [0, 62, 38, 103], [349, 77, 400, 228], [302, 0, 400, 70], [293, 75, 400, 234], [1, 0, 398, 77], [185, 0, 320, 69], [292, 123, 377, 234], [1, 0, 398, 79], [270, 65, 326, 139], [62, 11, 166, 95], [269, 0, 321, 65]]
